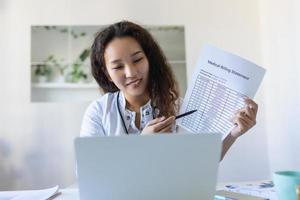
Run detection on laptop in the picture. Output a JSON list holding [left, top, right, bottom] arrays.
[[75, 133, 222, 200]]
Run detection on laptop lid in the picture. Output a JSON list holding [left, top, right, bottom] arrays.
[[75, 133, 222, 200]]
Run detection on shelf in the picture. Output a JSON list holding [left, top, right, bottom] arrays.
[[32, 82, 98, 89], [31, 25, 186, 102]]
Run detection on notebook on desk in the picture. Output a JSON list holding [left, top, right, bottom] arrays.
[[75, 133, 222, 200]]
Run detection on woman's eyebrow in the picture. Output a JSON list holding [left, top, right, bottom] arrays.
[[130, 51, 143, 57], [110, 59, 122, 64], [110, 51, 143, 64]]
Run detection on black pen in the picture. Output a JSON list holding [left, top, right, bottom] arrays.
[[175, 109, 197, 120]]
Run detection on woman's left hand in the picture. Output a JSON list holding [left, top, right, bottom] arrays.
[[230, 98, 258, 139]]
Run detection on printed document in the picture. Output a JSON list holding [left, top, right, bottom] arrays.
[[178, 44, 266, 138], [220, 180, 277, 200], [0, 185, 59, 200]]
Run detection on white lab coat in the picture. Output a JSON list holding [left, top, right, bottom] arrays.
[[80, 91, 158, 137]]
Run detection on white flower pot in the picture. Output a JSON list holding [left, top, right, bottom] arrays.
[[37, 75, 48, 83]]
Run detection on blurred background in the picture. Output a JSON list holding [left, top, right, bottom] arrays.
[[0, 0, 299, 190]]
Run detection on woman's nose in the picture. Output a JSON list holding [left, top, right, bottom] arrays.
[[124, 64, 138, 78]]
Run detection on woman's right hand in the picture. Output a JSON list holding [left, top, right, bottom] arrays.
[[141, 116, 175, 135]]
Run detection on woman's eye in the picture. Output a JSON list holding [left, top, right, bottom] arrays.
[[133, 57, 143, 63], [112, 65, 122, 70]]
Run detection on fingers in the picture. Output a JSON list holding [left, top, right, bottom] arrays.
[[144, 116, 175, 133], [231, 107, 257, 135], [146, 116, 166, 126], [232, 113, 254, 127], [160, 125, 173, 133], [233, 117, 249, 134], [152, 116, 175, 132], [227, 98, 258, 138], [244, 98, 258, 117], [236, 107, 255, 121], [233, 98, 258, 121]]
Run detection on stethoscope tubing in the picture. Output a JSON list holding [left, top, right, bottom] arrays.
[[117, 91, 129, 134], [116, 91, 157, 135]]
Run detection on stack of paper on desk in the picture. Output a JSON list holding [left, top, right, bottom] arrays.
[[219, 180, 277, 200], [215, 190, 268, 200], [178, 44, 266, 139], [0, 185, 60, 200]]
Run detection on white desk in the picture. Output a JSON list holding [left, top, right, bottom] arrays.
[[54, 180, 276, 200]]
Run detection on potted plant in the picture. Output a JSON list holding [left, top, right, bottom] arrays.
[[34, 64, 51, 83], [66, 49, 90, 83], [44, 55, 68, 82]]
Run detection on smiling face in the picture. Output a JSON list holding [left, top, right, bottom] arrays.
[[104, 36, 150, 101]]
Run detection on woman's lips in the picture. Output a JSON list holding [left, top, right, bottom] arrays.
[[126, 79, 142, 86]]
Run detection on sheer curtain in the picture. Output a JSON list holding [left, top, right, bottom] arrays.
[[260, 0, 300, 172]]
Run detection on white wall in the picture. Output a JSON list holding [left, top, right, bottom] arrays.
[[0, 0, 270, 190], [259, 0, 300, 174]]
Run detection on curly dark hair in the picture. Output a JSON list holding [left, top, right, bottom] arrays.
[[91, 20, 179, 117]]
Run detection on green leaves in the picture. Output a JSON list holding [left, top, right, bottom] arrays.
[[79, 49, 90, 62], [34, 64, 51, 76]]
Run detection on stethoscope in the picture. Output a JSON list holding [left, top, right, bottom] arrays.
[[116, 91, 157, 134]]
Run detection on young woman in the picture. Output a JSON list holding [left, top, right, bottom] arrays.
[[80, 21, 258, 160]]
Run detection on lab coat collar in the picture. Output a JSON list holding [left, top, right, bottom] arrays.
[[118, 91, 152, 112]]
